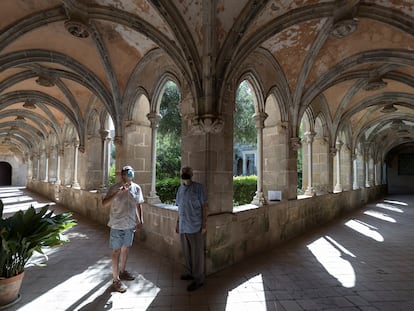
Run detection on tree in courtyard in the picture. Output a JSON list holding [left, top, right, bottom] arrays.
[[156, 81, 182, 179], [234, 80, 257, 146]]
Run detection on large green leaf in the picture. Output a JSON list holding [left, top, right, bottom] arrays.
[[0, 200, 77, 278]]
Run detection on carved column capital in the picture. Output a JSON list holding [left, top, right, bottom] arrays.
[[290, 137, 301, 151], [303, 131, 316, 144], [253, 112, 268, 129], [99, 129, 110, 140], [190, 114, 224, 135], [113, 136, 122, 146], [336, 140, 344, 150], [147, 112, 162, 129]]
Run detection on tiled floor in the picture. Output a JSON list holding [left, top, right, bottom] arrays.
[[1, 187, 414, 311]]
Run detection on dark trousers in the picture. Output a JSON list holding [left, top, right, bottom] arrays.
[[180, 232, 205, 284]]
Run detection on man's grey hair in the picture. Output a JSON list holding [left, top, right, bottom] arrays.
[[181, 166, 193, 174]]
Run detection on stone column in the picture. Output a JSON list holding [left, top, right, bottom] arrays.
[[56, 147, 62, 185], [36, 152, 40, 180], [112, 135, 128, 183], [99, 129, 110, 192], [352, 152, 358, 189], [30, 153, 35, 180], [364, 145, 370, 187], [31, 153, 36, 180], [71, 139, 80, 189], [251, 112, 268, 206], [304, 131, 316, 196], [25, 153, 31, 180], [147, 112, 162, 204], [334, 141, 343, 193], [44, 151, 49, 182], [288, 137, 301, 199]]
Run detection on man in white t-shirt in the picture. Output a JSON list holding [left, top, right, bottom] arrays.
[[102, 165, 144, 293]]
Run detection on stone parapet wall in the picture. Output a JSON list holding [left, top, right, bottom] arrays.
[[27, 180, 56, 201], [26, 182, 385, 276], [27, 180, 109, 226], [205, 186, 384, 275]]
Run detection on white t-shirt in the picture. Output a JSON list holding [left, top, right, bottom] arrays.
[[106, 182, 144, 230]]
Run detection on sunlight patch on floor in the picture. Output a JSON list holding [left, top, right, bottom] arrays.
[[376, 203, 404, 213], [307, 237, 355, 288], [325, 236, 356, 258], [383, 199, 407, 206], [364, 210, 396, 223], [226, 274, 266, 310], [345, 219, 384, 242], [18, 259, 160, 311]]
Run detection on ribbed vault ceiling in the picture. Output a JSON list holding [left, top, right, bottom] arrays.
[[1, 0, 414, 161]]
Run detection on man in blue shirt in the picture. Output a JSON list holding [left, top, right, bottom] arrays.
[[175, 166, 208, 291]]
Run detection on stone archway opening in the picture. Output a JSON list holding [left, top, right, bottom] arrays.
[[0, 161, 12, 186]]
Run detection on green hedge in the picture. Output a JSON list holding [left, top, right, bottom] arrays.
[[156, 175, 257, 206], [233, 175, 257, 206], [156, 177, 181, 204]]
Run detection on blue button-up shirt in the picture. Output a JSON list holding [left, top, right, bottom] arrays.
[[176, 181, 206, 234]]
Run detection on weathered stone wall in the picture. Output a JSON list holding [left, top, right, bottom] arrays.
[[205, 186, 384, 274]]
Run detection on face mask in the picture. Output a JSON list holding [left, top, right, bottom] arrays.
[[126, 170, 134, 179], [181, 173, 191, 180]]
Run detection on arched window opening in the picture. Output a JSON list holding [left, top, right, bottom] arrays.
[[106, 116, 115, 186], [156, 81, 181, 204], [233, 80, 257, 206], [297, 122, 304, 195], [0, 161, 12, 186]]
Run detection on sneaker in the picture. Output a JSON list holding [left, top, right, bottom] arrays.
[[119, 270, 135, 281], [112, 280, 127, 293], [187, 281, 203, 292], [180, 274, 194, 280]]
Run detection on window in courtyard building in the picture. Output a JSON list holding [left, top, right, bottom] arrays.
[[233, 80, 257, 206], [156, 81, 181, 204]]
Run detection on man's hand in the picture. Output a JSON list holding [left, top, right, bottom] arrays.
[[201, 223, 207, 234], [119, 184, 129, 192], [135, 222, 143, 231]]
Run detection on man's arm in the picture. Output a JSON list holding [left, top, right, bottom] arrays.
[[136, 203, 143, 224], [201, 202, 208, 233], [102, 188, 120, 208]]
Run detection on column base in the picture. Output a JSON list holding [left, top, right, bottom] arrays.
[[334, 184, 342, 193], [304, 187, 316, 196], [251, 191, 266, 207], [147, 192, 161, 204], [98, 185, 107, 193]]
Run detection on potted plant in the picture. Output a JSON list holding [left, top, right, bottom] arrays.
[[0, 199, 76, 308]]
